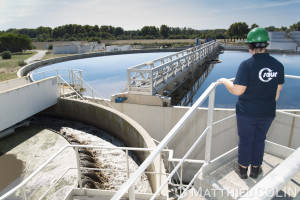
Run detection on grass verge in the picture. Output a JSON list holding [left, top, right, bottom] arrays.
[[0, 52, 36, 82]]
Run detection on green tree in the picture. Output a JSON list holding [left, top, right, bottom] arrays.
[[228, 22, 249, 39], [0, 33, 32, 53], [100, 25, 115, 34], [140, 26, 159, 38], [250, 23, 259, 30], [35, 26, 52, 36], [159, 25, 170, 38], [265, 26, 277, 32], [290, 21, 300, 31], [280, 26, 288, 31], [114, 27, 124, 37], [92, 25, 100, 33]]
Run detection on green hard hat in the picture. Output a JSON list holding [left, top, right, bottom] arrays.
[[245, 27, 270, 43]]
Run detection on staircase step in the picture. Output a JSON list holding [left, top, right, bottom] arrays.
[[194, 153, 300, 199]]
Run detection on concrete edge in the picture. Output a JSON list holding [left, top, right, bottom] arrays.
[[0, 76, 57, 94], [17, 48, 186, 78], [65, 188, 167, 200], [265, 140, 295, 159]]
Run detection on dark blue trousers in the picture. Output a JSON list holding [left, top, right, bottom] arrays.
[[236, 114, 274, 167]]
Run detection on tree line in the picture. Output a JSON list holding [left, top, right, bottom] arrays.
[[1, 21, 300, 53], [1, 21, 299, 43]]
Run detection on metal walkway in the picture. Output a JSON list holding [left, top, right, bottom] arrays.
[[127, 41, 220, 96]]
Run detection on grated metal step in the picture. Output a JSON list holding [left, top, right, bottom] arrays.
[[194, 152, 300, 199]]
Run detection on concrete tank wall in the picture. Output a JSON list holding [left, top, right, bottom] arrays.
[[103, 101, 300, 182], [39, 98, 167, 195], [17, 48, 185, 78], [0, 77, 59, 132], [0, 77, 30, 93]]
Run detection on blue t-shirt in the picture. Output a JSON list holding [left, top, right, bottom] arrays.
[[233, 53, 285, 118]]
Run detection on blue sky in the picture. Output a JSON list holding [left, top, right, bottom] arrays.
[[0, 0, 300, 31]]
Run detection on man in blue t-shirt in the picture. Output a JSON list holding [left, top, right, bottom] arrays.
[[217, 27, 285, 179]]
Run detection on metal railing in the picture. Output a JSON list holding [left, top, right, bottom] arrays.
[[127, 41, 219, 95], [71, 71, 114, 108], [57, 75, 85, 101], [30, 68, 83, 87], [31, 68, 114, 109], [0, 145, 171, 200], [2, 74, 299, 200], [112, 74, 300, 200], [239, 146, 300, 200]]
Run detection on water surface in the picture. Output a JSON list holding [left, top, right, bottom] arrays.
[[191, 51, 300, 109], [33, 52, 173, 99], [33, 51, 300, 109]]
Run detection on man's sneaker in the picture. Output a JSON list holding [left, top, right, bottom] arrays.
[[234, 163, 248, 179], [250, 166, 262, 178]]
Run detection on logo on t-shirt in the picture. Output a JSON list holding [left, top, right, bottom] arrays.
[[258, 68, 278, 82]]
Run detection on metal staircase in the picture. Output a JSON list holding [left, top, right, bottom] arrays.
[[194, 142, 300, 199], [30, 68, 114, 109]]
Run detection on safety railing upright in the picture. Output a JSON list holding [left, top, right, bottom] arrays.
[[112, 74, 300, 200], [127, 41, 219, 95], [112, 80, 221, 200], [30, 68, 114, 109], [72, 71, 114, 109], [0, 145, 169, 200], [30, 68, 83, 87], [57, 75, 85, 101]]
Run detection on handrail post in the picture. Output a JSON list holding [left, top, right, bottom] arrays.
[[127, 70, 131, 94], [71, 69, 74, 86], [150, 69, 154, 95], [159, 153, 162, 196], [126, 150, 135, 200], [21, 186, 27, 200], [75, 147, 82, 189], [205, 88, 216, 162], [57, 75, 60, 96], [79, 70, 83, 87], [129, 179, 135, 198], [68, 69, 71, 83], [180, 165, 183, 196], [126, 150, 130, 179]]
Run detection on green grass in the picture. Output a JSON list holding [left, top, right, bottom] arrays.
[[0, 52, 37, 81]]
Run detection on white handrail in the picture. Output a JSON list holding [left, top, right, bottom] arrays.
[[2, 72, 299, 200], [0, 146, 67, 200], [58, 75, 85, 101], [72, 72, 115, 109], [239, 147, 300, 200], [30, 68, 83, 83], [113, 74, 300, 200], [111, 82, 219, 200], [127, 41, 219, 95], [127, 41, 214, 70], [150, 127, 210, 200], [0, 145, 170, 200]]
